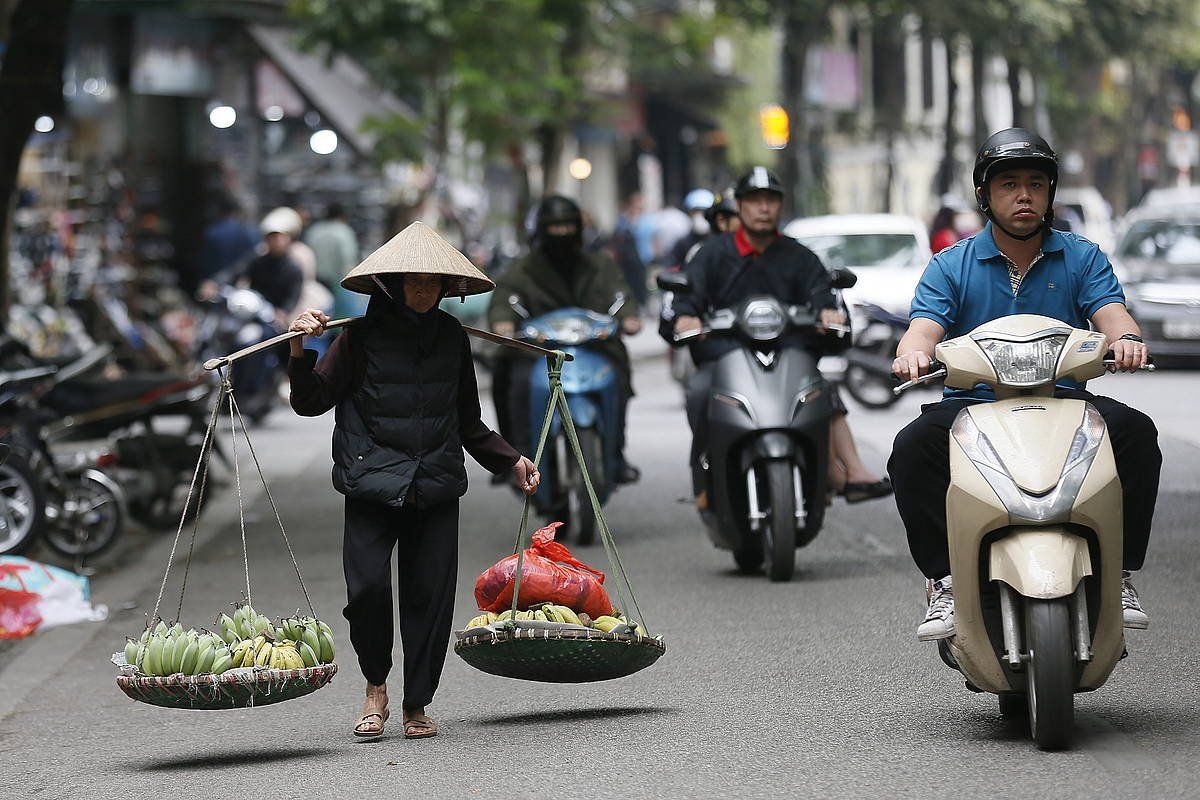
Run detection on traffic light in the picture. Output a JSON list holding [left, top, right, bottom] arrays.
[[760, 104, 789, 150]]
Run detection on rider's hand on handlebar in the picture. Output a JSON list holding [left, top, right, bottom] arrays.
[[621, 316, 643, 336], [674, 315, 702, 336], [817, 308, 847, 332], [492, 321, 516, 338], [892, 351, 933, 383], [1108, 337, 1150, 373]]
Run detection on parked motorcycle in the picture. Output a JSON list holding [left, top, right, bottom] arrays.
[[658, 270, 856, 581], [195, 286, 283, 424], [0, 363, 127, 559], [512, 295, 628, 544], [895, 314, 1154, 749]]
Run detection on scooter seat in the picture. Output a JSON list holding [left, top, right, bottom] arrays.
[[44, 373, 206, 415]]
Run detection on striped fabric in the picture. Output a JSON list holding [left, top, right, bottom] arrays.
[[1001, 251, 1045, 297]]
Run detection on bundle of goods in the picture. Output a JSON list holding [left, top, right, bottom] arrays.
[[455, 523, 664, 683], [114, 602, 338, 710]]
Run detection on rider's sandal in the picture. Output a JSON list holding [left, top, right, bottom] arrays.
[[840, 478, 893, 504], [403, 713, 438, 739], [353, 708, 389, 739]]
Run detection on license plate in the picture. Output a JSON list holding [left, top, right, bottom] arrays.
[[1163, 319, 1200, 339]]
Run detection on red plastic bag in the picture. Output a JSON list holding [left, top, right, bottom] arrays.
[[474, 522, 613, 619]]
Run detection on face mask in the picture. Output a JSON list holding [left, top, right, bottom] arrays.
[[692, 213, 710, 235], [541, 234, 582, 264]]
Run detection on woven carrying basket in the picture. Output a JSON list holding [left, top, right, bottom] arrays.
[[115, 664, 338, 710], [454, 628, 664, 683]]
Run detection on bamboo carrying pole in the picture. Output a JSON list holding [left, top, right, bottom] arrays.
[[201, 317, 572, 372]]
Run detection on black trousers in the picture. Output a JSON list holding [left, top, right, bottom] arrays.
[[342, 497, 459, 711], [887, 390, 1161, 579]]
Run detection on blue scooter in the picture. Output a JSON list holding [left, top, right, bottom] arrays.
[[514, 296, 626, 545]]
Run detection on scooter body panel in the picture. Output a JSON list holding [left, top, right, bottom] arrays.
[[526, 343, 620, 513], [947, 398, 1125, 694], [705, 346, 832, 551]]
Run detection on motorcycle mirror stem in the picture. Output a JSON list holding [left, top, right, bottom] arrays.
[[608, 292, 626, 316], [507, 294, 530, 319]]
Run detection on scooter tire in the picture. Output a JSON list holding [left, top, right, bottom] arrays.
[[1024, 598, 1075, 750], [564, 428, 603, 546], [43, 471, 125, 558], [762, 461, 797, 582], [0, 453, 45, 555], [843, 364, 900, 409]]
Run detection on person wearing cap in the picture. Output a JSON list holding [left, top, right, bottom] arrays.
[[889, 128, 1161, 642], [488, 195, 643, 484], [286, 222, 541, 741], [704, 187, 739, 238], [202, 207, 307, 325], [665, 167, 892, 509]]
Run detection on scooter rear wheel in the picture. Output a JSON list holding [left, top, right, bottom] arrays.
[[762, 461, 797, 582], [1024, 598, 1075, 750], [563, 429, 602, 546], [0, 453, 45, 555]]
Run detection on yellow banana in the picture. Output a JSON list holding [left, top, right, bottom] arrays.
[[554, 606, 583, 625], [466, 614, 491, 629], [254, 642, 273, 668], [592, 615, 623, 633]]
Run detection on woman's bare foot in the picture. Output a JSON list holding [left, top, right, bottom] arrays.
[[353, 683, 389, 738], [403, 706, 438, 739]]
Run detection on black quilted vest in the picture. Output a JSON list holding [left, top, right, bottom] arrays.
[[331, 298, 466, 508]]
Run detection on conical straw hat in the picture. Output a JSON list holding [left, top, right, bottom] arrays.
[[341, 221, 495, 297]]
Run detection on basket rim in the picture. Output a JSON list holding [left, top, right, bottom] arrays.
[[454, 627, 665, 651], [116, 663, 337, 688]]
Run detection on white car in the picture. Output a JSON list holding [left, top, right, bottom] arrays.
[[782, 213, 932, 339], [1055, 186, 1115, 252]]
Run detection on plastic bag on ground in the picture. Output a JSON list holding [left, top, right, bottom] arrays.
[[474, 523, 613, 619], [0, 556, 108, 639]]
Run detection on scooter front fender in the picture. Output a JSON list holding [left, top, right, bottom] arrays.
[[988, 527, 1092, 599]]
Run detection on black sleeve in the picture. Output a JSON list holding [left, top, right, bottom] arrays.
[[671, 240, 714, 318], [801, 248, 837, 310], [288, 331, 357, 416]]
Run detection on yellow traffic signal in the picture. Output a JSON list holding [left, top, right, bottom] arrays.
[[760, 104, 789, 150]]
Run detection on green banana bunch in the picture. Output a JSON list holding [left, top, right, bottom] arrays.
[[297, 640, 320, 667]]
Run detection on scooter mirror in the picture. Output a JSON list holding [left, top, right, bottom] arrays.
[[608, 292, 626, 316], [656, 272, 692, 293], [829, 268, 858, 290]]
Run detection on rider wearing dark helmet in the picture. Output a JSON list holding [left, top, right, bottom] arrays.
[[661, 167, 890, 508], [488, 195, 642, 483], [703, 188, 739, 236], [889, 128, 1161, 641]]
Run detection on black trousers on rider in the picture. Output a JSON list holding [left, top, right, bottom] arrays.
[[342, 496, 458, 712], [887, 389, 1161, 580]]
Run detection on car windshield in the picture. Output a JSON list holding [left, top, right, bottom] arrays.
[[1118, 220, 1200, 267], [794, 233, 920, 269]]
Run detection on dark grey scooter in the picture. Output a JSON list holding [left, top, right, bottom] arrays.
[[658, 270, 857, 582]]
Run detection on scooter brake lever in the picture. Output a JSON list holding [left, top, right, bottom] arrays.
[[893, 367, 948, 396], [674, 327, 710, 343]]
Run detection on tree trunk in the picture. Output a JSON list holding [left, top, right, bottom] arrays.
[[936, 38, 959, 196], [1006, 56, 1024, 128], [0, 0, 76, 326], [537, 123, 564, 196], [780, 5, 829, 217], [970, 37, 988, 141], [508, 141, 532, 240]]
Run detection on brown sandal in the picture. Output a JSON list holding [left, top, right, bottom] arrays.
[[354, 707, 390, 738], [403, 713, 437, 739]]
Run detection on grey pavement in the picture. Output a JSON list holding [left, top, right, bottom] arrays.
[[2, 353, 1199, 799]]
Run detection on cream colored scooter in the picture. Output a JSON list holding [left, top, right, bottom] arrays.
[[896, 314, 1153, 750]]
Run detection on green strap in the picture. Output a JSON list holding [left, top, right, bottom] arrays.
[[506, 351, 649, 635]]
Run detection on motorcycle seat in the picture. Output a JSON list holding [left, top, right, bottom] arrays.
[[44, 373, 206, 415]]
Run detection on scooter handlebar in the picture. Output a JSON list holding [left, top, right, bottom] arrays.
[[892, 360, 946, 396]]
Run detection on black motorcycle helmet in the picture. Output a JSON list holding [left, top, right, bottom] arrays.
[[734, 166, 785, 199], [534, 194, 584, 264], [973, 128, 1058, 241], [704, 187, 738, 228]]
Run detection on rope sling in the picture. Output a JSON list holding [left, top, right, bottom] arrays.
[[455, 351, 666, 683], [115, 370, 337, 709]]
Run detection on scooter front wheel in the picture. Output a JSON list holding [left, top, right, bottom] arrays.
[[843, 364, 900, 409], [762, 461, 797, 582], [1024, 598, 1075, 750]]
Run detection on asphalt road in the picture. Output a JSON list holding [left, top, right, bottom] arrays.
[[2, 347, 1199, 799]]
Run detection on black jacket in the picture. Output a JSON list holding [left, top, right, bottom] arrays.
[[289, 295, 518, 509], [664, 230, 838, 364]]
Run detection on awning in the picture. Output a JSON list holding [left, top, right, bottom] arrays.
[[247, 25, 417, 157]]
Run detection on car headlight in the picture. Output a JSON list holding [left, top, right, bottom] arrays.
[[741, 299, 786, 341], [974, 333, 1068, 386]]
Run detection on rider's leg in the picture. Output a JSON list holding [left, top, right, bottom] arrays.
[[615, 369, 639, 483], [888, 399, 972, 579], [684, 367, 713, 498]]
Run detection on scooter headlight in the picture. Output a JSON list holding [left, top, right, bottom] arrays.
[[740, 299, 786, 341], [543, 317, 590, 345], [974, 333, 1069, 386]]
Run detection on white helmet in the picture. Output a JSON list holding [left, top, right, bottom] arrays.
[[260, 206, 303, 237]]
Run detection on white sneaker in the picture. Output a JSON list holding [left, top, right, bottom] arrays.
[[1122, 571, 1149, 630], [918, 576, 955, 641]]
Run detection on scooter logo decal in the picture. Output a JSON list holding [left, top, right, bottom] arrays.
[[1077, 341, 1099, 352]]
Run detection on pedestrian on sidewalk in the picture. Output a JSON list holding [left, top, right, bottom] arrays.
[[286, 222, 541, 741]]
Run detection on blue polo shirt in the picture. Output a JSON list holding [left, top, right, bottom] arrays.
[[910, 222, 1126, 399]]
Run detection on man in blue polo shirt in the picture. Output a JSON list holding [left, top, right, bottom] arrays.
[[888, 128, 1162, 641]]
